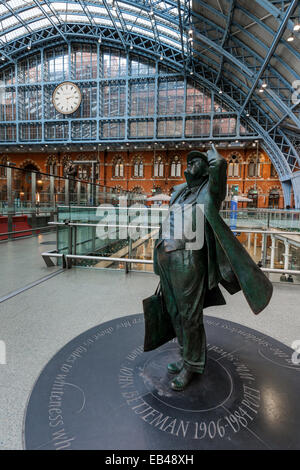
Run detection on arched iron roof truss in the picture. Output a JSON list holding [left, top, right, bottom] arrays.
[[0, 0, 299, 205]]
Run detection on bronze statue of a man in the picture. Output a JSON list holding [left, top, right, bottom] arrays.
[[146, 145, 272, 391]]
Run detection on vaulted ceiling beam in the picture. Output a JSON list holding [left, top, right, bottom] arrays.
[[240, 0, 298, 115], [31, 0, 68, 43], [215, 0, 236, 84], [102, 0, 127, 49]]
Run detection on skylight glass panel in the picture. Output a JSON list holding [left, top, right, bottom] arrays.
[[168, 8, 178, 16], [52, 2, 70, 11], [132, 17, 152, 29], [1, 16, 19, 30], [87, 5, 106, 15], [122, 13, 136, 23], [130, 26, 154, 39], [61, 14, 88, 23], [41, 4, 51, 15], [157, 25, 180, 40], [162, 36, 181, 49], [121, 3, 144, 15], [0, 5, 8, 15], [93, 17, 114, 26], [30, 18, 52, 31], [60, 3, 83, 13], [93, 16, 119, 27], [19, 7, 42, 21], [5, 26, 27, 41], [7, 0, 27, 9]]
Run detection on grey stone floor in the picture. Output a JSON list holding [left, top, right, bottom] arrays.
[[0, 235, 299, 449], [0, 232, 59, 298]]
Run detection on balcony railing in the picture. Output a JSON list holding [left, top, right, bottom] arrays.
[[40, 205, 300, 285]]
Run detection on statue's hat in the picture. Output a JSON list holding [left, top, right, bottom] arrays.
[[187, 150, 208, 164]]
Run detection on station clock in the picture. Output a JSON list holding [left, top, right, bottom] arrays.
[[52, 81, 82, 114]]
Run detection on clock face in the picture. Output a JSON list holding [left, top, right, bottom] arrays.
[[52, 82, 82, 114]]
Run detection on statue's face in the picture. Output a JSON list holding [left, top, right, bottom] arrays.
[[184, 158, 208, 184]]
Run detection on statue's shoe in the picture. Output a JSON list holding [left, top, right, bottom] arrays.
[[171, 367, 195, 391], [167, 359, 184, 374]]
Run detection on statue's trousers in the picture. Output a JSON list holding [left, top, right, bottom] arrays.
[[156, 243, 207, 373]]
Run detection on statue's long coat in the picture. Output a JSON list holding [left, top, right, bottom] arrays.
[[153, 156, 273, 315]]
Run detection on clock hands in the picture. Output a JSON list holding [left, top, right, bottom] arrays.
[[53, 82, 81, 114]]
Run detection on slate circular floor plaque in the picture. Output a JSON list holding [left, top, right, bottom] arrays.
[[24, 315, 300, 450]]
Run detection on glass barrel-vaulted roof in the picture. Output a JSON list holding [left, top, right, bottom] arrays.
[[0, 0, 187, 50], [0, 1, 298, 129]]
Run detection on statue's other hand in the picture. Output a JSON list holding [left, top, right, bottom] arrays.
[[207, 143, 219, 165], [207, 143, 225, 167]]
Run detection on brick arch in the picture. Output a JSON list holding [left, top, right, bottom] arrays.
[[152, 154, 165, 178], [152, 153, 165, 163], [112, 184, 124, 193], [131, 185, 145, 194], [169, 154, 182, 163], [246, 151, 263, 163], [112, 154, 124, 164], [228, 151, 243, 162], [268, 185, 282, 194], [112, 154, 125, 179], [247, 185, 263, 195], [19, 159, 42, 172], [45, 154, 58, 165], [131, 154, 144, 163], [131, 155, 144, 178], [0, 155, 8, 177], [268, 186, 282, 208], [227, 151, 242, 178], [169, 155, 182, 177], [0, 154, 8, 164], [61, 154, 72, 166], [152, 185, 163, 194]]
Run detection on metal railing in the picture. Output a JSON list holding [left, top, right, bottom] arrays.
[[0, 163, 145, 239], [0, 224, 55, 241], [221, 208, 300, 230], [41, 219, 300, 284]]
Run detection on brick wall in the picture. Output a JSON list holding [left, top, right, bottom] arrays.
[[1, 146, 286, 208]]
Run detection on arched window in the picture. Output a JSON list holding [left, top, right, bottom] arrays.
[[113, 157, 124, 178], [75, 155, 99, 182], [153, 156, 164, 177], [152, 186, 162, 195], [46, 155, 58, 176], [62, 156, 72, 176], [247, 189, 258, 208], [228, 155, 240, 177], [20, 162, 41, 201], [132, 186, 144, 194], [170, 156, 181, 177], [270, 163, 277, 177], [78, 165, 90, 180], [112, 185, 123, 194], [133, 157, 144, 178], [248, 157, 260, 177], [0, 156, 8, 177], [268, 189, 280, 209]]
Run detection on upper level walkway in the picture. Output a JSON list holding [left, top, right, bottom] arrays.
[[0, 233, 299, 449]]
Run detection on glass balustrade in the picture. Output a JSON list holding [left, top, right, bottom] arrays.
[[221, 208, 300, 231], [53, 205, 300, 283], [0, 163, 142, 238]]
